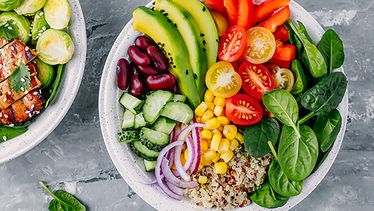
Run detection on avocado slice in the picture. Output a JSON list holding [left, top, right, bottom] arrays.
[[0, 12, 31, 43], [173, 0, 219, 68], [155, 0, 207, 98], [133, 7, 201, 108]]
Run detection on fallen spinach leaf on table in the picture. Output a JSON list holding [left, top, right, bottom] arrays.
[[39, 181, 86, 211], [313, 109, 342, 152], [318, 29, 345, 74]]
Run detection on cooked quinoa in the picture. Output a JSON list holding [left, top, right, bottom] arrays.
[[185, 148, 272, 209]]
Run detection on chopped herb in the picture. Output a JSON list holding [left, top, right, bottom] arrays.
[[0, 21, 17, 40], [10, 63, 31, 93]]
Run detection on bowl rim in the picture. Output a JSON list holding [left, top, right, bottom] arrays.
[[99, 1, 348, 210], [0, 0, 87, 164]]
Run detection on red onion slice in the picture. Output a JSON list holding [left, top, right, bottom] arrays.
[[174, 143, 191, 181], [183, 136, 195, 170], [191, 121, 202, 174], [162, 158, 198, 189], [166, 181, 185, 196]]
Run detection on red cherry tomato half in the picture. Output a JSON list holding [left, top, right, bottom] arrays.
[[226, 94, 263, 126], [273, 25, 290, 42], [218, 25, 247, 62], [238, 61, 276, 100]]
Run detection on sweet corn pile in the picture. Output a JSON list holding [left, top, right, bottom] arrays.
[[191, 90, 244, 178]]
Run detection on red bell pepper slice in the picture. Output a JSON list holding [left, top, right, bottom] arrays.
[[254, 0, 290, 23], [258, 6, 291, 33], [274, 25, 289, 42], [237, 0, 255, 29], [205, 0, 227, 15], [223, 0, 238, 26]]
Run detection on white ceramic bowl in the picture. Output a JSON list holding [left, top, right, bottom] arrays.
[[0, 0, 87, 164], [99, 1, 348, 210]]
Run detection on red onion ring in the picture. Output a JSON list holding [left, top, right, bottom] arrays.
[[174, 143, 191, 181], [191, 124, 202, 174], [162, 158, 198, 189], [183, 136, 195, 170], [166, 181, 184, 196]]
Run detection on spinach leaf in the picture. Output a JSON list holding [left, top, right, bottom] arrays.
[[318, 29, 345, 74], [268, 159, 303, 197], [290, 60, 308, 94], [0, 125, 28, 142], [287, 20, 327, 78], [313, 109, 342, 152], [45, 65, 64, 108], [301, 72, 347, 117], [278, 125, 319, 181], [39, 181, 86, 211], [263, 89, 299, 130], [244, 118, 280, 157], [297, 21, 314, 43], [284, 23, 296, 45], [250, 182, 289, 208]]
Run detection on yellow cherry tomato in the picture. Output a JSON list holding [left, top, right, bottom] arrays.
[[244, 27, 276, 64]]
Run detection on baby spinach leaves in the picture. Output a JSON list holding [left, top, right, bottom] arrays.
[[318, 29, 345, 73], [287, 20, 327, 78], [268, 160, 303, 197], [250, 182, 289, 208], [39, 181, 86, 211], [45, 65, 64, 108], [0, 125, 28, 142], [244, 118, 280, 157], [278, 125, 319, 181], [314, 109, 342, 152], [290, 59, 308, 95]]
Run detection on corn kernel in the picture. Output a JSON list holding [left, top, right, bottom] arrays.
[[219, 125, 224, 131], [235, 132, 244, 144], [212, 129, 221, 134], [198, 176, 208, 185], [180, 154, 186, 165], [201, 129, 212, 140], [230, 139, 240, 151], [195, 102, 208, 117], [196, 117, 201, 123], [207, 102, 215, 110], [212, 153, 221, 163], [220, 151, 234, 163], [204, 90, 215, 102], [217, 116, 230, 125], [201, 158, 212, 166], [205, 118, 220, 130], [218, 138, 230, 153], [201, 110, 214, 123], [183, 149, 188, 161], [223, 125, 237, 140], [213, 106, 224, 116], [210, 132, 222, 151], [214, 162, 228, 174], [201, 140, 209, 151], [214, 97, 226, 107], [204, 150, 217, 161]]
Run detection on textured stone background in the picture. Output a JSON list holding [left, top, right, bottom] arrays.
[[0, 0, 373, 210]]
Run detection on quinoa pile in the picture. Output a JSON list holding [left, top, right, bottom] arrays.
[[185, 148, 272, 209]]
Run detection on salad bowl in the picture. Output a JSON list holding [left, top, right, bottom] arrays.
[[0, 0, 87, 164], [99, 0, 348, 210]]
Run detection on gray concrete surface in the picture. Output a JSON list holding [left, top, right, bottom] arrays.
[[0, 0, 373, 210]]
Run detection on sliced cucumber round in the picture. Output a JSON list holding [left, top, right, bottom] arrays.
[[0, 12, 31, 43], [35, 59, 55, 88], [44, 0, 71, 29], [31, 10, 50, 44], [130, 141, 160, 161], [36, 29, 75, 65], [0, 0, 23, 11], [15, 0, 47, 16]]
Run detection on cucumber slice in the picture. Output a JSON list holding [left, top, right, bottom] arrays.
[[118, 130, 140, 143], [143, 90, 173, 124], [143, 159, 157, 172], [122, 110, 135, 129], [152, 117, 176, 135], [119, 93, 143, 114], [140, 127, 169, 151], [134, 113, 147, 129], [35, 59, 55, 88], [130, 141, 159, 161], [160, 102, 193, 124], [172, 94, 187, 103]]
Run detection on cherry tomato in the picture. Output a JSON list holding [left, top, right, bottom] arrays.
[[238, 61, 275, 100], [223, 0, 238, 26], [211, 10, 229, 36], [272, 68, 295, 92], [244, 26, 276, 64], [274, 25, 289, 42], [205, 0, 227, 15], [254, 0, 290, 22], [237, 0, 255, 30], [205, 61, 242, 98], [258, 6, 291, 33], [226, 94, 263, 126], [218, 25, 247, 62]]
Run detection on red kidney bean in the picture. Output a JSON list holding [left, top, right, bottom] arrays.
[[146, 74, 176, 91], [116, 58, 131, 90], [146, 46, 169, 71], [135, 36, 154, 51], [129, 64, 145, 96], [128, 45, 151, 66], [137, 65, 160, 75]]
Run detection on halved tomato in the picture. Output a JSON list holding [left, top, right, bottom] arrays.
[[238, 61, 276, 100], [205, 61, 242, 98], [244, 26, 276, 64], [218, 25, 247, 62], [226, 94, 263, 126]]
